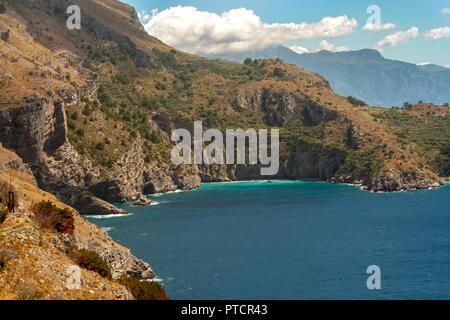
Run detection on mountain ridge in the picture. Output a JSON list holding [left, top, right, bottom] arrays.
[[203, 46, 450, 107]]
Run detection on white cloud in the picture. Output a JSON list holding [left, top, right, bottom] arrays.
[[289, 45, 310, 54], [335, 46, 350, 52], [441, 8, 450, 15], [289, 40, 349, 54], [363, 22, 396, 32], [318, 40, 349, 52], [319, 40, 334, 51], [376, 27, 419, 50], [424, 26, 450, 40], [143, 6, 358, 54], [138, 9, 158, 24]]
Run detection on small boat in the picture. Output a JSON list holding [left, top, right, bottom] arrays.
[[267, 180, 273, 183]]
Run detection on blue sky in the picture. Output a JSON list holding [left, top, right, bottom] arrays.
[[124, 0, 450, 66]]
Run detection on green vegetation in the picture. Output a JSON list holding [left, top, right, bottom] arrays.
[[32, 201, 74, 234], [0, 204, 7, 224], [16, 281, 44, 300], [346, 96, 367, 106], [74, 249, 112, 279], [0, 1, 6, 14], [119, 276, 170, 300], [374, 108, 450, 168], [272, 67, 286, 77], [339, 148, 384, 179], [434, 142, 450, 176]]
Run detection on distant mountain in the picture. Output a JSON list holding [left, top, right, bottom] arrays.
[[203, 46, 450, 107]]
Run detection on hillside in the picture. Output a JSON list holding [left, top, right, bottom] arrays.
[[0, 0, 448, 221], [0, 144, 164, 299], [204, 45, 450, 107]]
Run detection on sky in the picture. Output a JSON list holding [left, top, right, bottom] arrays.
[[123, 0, 450, 66]]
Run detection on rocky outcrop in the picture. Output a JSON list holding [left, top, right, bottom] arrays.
[[72, 215, 154, 280], [233, 88, 297, 126], [0, 144, 34, 177], [128, 7, 145, 32], [266, 94, 296, 126], [301, 100, 338, 126], [90, 138, 147, 204], [364, 170, 443, 192]]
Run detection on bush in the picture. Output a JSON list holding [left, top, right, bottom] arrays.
[[95, 142, 105, 150], [72, 249, 111, 279], [0, 1, 6, 14], [32, 201, 74, 234], [272, 67, 285, 77], [119, 276, 170, 300], [0, 205, 7, 224], [347, 96, 367, 106], [16, 281, 43, 300], [243, 57, 253, 65]]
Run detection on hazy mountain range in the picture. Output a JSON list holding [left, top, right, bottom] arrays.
[[203, 46, 450, 107]]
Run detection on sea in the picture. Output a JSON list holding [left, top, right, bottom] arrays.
[[86, 181, 450, 299]]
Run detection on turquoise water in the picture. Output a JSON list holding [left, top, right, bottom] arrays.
[[87, 181, 450, 299]]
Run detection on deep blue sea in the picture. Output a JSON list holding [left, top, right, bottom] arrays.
[[87, 181, 450, 299]]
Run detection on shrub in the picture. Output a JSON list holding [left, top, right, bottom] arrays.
[[95, 142, 105, 150], [272, 67, 285, 77], [0, 30, 9, 42], [0, 1, 6, 14], [347, 96, 367, 106], [119, 276, 170, 300], [70, 111, 78, 120], [16, 281, 43, 300], [0, 205, 7, 224], [0, 245, 18, 270], [71, 248, 111, 279], [32, 201, 74, 234]]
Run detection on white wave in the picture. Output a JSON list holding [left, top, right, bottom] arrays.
[[85, 213, 132, 219], [150, 201, 160, 206], [150, 189, 184, 197], [102, 227, 114, 232], [144, 277, 164, 283]]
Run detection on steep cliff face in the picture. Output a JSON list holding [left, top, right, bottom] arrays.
[[0, 95, 130, 215]]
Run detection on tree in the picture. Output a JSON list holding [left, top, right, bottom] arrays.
[[346, 96, 367, 107], [243, 57, 253, 65], [0, 1, 6, 14], [0, 30, 9, 42], [272, 67, 285, 77]]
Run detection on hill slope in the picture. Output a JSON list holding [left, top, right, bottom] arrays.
[[0, 144, 155, 299], [204, 45, 450, 107]]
